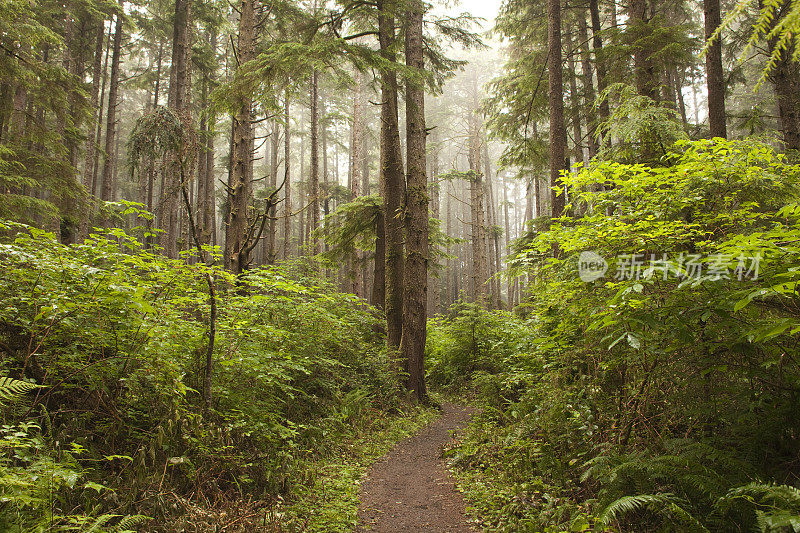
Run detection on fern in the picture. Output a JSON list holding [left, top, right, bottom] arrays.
[[112, 514, 150, 532], [0, 376, 40, 405], [717, 482, 800, 509], [84, 514, 116, 533], [84, 513, 150, 533], [715, 482, 800, 532], [755, 509, 800, 532], [599, 493, 709, 531], [599, 493, 679, 524]]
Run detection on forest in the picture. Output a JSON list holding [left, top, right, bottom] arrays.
[[1, 0, 800, 528]]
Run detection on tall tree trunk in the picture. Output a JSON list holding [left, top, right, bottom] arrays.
[[164, 0, 191, 258], [770, 50, 800, 151], [145, 41, 164, 249], [267, 119, 279, 263], [673, 67, 689, 129], [224, 0, 256, 274], [79, 21, 106, 237], [378, 0, 406, 352], [704, 0, 727, 138], [298, 136, 305, 250], [629, 0, 658, 100], [199, 30, 216, 248], [401, 0, 428, 400], [83, 22, 104, 194], [469, 117, 488, 305], [309, 70, 320, 254], [502, 175, 513, 310], [567, 37, 585, 167], [182, 18, 195, 257], [428, 137, 440, 316], [525, 176, 533, 222], [350, 69, 365, 297], [362, 126, 370, 196], [100, 9, 123, 204], [548, 0, 567, 218], [283, 91, 292, 258], [690, 68, 700, 124], [111, 124, 121, 201], [765, 0, 800, 151], [483, 141, 502, 310], [577, 11, 599, 158], [588, 0, 610, 134], [372, 210, 386, 309]]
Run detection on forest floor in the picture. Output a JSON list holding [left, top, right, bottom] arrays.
[[356, 402, 477, 532]]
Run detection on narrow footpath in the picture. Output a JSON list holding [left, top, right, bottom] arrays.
[[357, 403, 476, 532]]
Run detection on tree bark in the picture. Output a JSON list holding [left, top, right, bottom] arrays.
[[372, 210, 386, 309], [164, 0, 191, 258], [588, 0, 610, 131], [400, 0, 428, 400], [548, 0, 567, 218], [704, 0, 727, 138], [100, 8, 123, 205], [83, 22, 104, 195], [567, 37, 585, 167], [629, 0, 658, 100], [469, 117, 488, 305], [309, 70, 321, 254], [765, 0, 800, 151], [266, 118, 279, 263], [78, 21, 106, 238], [428, 135, 440, 316], [350, 69, 365, 297], [378, 0, 405, 352], [483, 141, 502, 310], [673, 67, 688, 129], [224, 0, 256, 274], [577, 11, 600, 158], [200, 30, 216, 248], [502, 174, 513, 310], [283, 91, 292, 259]]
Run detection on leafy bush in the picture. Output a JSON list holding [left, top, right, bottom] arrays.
[[439, 138, 800, 531], [0, 219, 404, 529]]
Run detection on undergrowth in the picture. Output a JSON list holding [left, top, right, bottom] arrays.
[[0, 218, 419, 531], [430, 138, 800, 532]]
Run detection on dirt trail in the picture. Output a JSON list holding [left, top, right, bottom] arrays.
[[357, 403, 476, 532]]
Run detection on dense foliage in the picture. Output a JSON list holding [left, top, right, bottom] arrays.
[[434, 137, 800, 531], [0, 217, 413, 531]]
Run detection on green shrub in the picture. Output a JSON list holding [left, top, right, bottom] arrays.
[[440, 138, 800, 531], [0, 219, 403, 529]]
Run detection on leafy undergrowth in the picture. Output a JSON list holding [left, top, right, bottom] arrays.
[[0, 218, 421, 531], [431, 139, 800, 532]]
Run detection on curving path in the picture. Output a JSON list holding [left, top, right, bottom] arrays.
[[357, 403, 476, 532]]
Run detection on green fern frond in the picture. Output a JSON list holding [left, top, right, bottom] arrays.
[[85, 514, 117, 533], [0, 376, 40, 405], [715, 482, 800, 532], [82, 513, 150, 533], [113, 514, 151, 532], [718, 482, 800, 509], [580, 454, 615, 483], [754, 509, 800, 532], [599, 493, 679, 525], [665, 502, 711, 532]]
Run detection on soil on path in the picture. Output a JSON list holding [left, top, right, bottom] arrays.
[[357, 403, 476, 532]]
